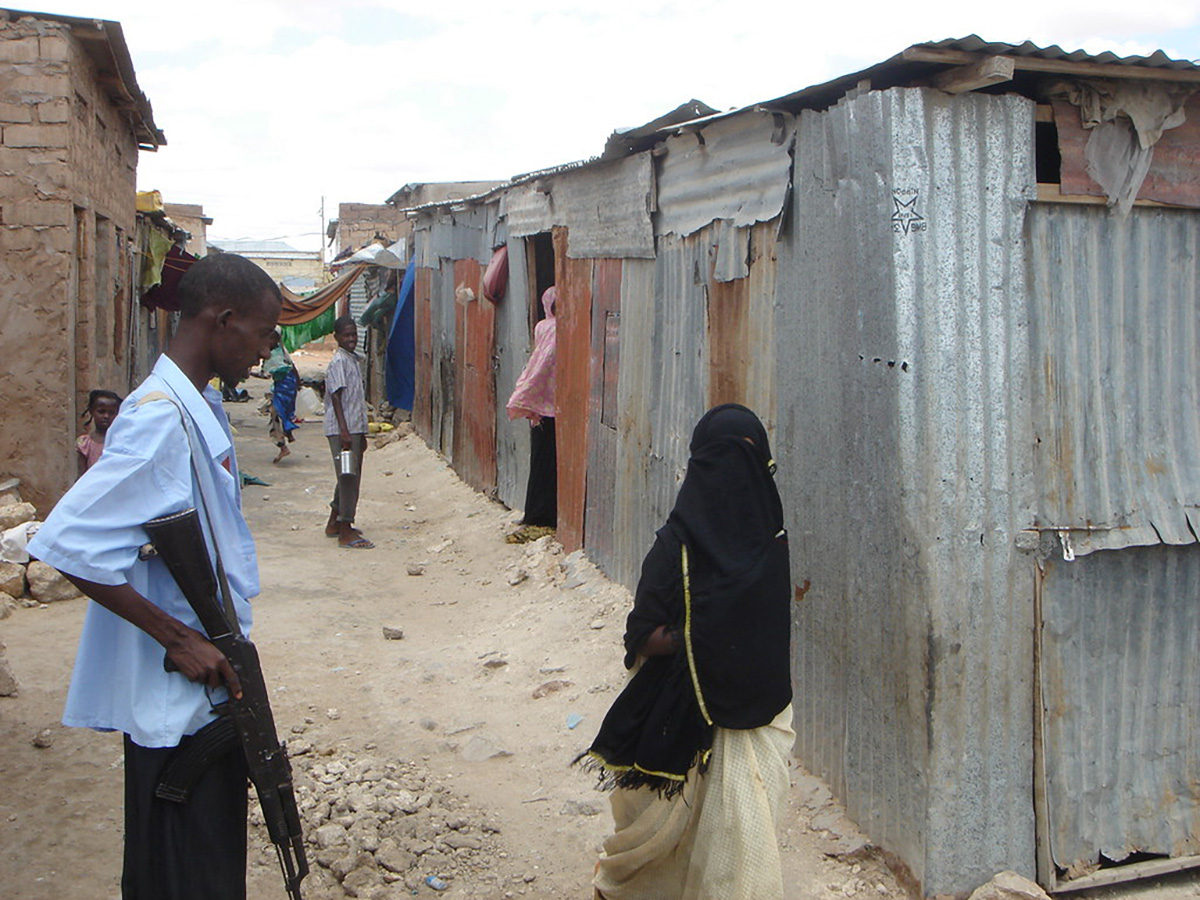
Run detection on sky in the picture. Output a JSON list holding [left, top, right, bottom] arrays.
[[36, 0, 1200, 255]]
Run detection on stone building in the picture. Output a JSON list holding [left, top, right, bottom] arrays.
[[328, 202, 409, 259], [329, 183, 504, 260], [162, 201, 211, 256], [0, 9, 164, 511]]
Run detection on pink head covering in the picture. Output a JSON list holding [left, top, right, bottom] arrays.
[[506, 287, 558, 422]]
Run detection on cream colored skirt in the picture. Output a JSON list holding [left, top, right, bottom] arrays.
[[594, 704, 794, 900]]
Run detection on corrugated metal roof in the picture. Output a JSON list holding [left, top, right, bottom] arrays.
[[400, 36, 1200, 222], [923, 35, 1199, 71], [763, 35, 1200, 116]]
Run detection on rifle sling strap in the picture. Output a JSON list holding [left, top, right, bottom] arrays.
[[136, 390, 241, 635]]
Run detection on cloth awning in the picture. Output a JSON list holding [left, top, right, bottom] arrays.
[[277, 264, 367, 326]]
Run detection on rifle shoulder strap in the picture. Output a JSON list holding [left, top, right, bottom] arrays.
[[136, 390, 241, 635]]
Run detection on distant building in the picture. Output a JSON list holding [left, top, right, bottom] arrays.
[[208, 238, 324, 292], [328, 182, 504, 261], [162, 202, 211, 256], [0, 8, 164, 510]]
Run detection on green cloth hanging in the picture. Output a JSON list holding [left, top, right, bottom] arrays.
[[280, 305, 335, 352]]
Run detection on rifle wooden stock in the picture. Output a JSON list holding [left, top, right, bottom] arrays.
[[144, 508, 309, 899]]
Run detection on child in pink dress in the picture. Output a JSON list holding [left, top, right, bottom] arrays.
[[76, 389, 121, 477]]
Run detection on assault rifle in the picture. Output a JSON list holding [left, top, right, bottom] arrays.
[[144, 508, 308, 900]]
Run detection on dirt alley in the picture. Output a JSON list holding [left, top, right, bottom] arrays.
[[0, 378, 907, 900]]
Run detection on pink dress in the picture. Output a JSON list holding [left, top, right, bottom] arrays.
[[76, 433, 104, 471], [507, 287, 558, 423]]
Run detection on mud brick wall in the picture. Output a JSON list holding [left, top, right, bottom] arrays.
[[335, 202, 412, 257], [0, 16, 140, 511]]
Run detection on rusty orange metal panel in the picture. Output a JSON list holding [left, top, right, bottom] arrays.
[[707, 271, 752, 408], [553, 226, 593, 553], [450, 258, 496, 494], [1055, 95, 1200, 207], [585, 258, 622, 571], [414, 266, 433, 441]]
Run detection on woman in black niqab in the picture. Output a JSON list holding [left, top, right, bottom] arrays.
[[582, 404, 795, 900]]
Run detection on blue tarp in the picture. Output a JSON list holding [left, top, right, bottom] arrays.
[[386, 260, 416, 411]]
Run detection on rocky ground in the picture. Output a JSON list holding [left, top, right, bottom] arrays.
[[0, 371, 906, 900]]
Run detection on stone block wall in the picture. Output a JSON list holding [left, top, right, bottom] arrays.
[[335, 202, 412, 257], [0, 15, 141, 511]]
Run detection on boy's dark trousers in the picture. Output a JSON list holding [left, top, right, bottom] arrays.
[[122, 733, 248, 899], [328, 433, 367, 522]]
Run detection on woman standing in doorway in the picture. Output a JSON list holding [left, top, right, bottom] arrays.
[[506, 285, 558, 533]]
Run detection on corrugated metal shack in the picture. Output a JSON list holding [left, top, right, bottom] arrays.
[[402, 37, 1200, 898]]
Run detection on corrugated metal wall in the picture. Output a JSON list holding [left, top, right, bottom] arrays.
[[404, 83, 1200, 898], [494, 238, 532, 512], [1028, 205, 1200, 555], [779, 87, 1038, 895], [1029, 203, 1200, 882], [1039, 545, 1200, 876]]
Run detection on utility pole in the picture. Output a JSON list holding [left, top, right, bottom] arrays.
[[319, 195, 326, 280]]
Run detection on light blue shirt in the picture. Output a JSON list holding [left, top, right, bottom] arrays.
[[29, 355, 259, 748]]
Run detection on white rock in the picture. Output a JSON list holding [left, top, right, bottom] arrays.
[[26, 561, 84, 603], [0, 502, 36, 530], [461, 735, 511, 762]]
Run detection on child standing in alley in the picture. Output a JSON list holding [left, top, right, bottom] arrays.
[[323, 315, 373, 549], [76, 389, 121, 477]]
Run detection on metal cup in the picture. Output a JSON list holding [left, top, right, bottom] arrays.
[[337, 449, 357, 477]]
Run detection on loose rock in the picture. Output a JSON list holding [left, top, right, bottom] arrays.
[[461, 735, 511, 762], [0, 502, 36, 530], [966, 871, 1052, 900], [0, 654, 17, 696], [0, 562, 26, 598], [381, 626, 404, 641], [26, 561, 85, 604], [531, 680, 572, 699]]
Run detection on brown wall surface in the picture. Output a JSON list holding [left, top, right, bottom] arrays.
[[0, 16, 139, 511], [334, 202, 410, 257]]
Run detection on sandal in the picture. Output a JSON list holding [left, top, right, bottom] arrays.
[[339, 536, 374, 550]]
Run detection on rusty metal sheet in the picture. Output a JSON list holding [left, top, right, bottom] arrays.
[[414, 266, 433, 441], [584, 258, 622, 573], [555, 154, 655, 259], [1039, 545, 1200, 877], [713, 219, 750, 282], [450, 258, 496, 494], [553, 227, 593, 553], [503, 185, 553, 238], [1055, 94, 1200, 207], [655, 109, 795, 238], [1028, 203, 1200, 555]]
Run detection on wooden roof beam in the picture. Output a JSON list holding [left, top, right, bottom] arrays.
[[931, 56, 1014, 93], [903, 47, 1200, 84]]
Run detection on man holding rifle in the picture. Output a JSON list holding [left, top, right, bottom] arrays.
[[29, 253, 297, 899]]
